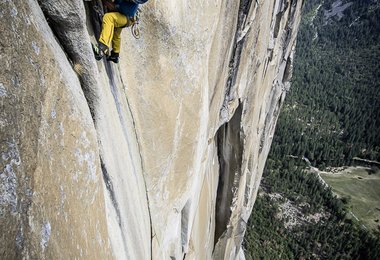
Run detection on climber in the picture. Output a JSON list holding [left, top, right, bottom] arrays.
[[93, 0, 148, 63]]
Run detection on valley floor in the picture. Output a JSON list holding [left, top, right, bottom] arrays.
[[318, 166, 380, 231]]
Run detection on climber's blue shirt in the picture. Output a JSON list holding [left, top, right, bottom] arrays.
[[114, 0, 139, 17]]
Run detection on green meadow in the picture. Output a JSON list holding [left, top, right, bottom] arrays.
[[320, 167, 380, 231]]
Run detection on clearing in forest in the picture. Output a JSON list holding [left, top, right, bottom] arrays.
[[320, 167, 380, 231]]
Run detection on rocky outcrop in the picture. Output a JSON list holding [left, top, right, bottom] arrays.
[[0, 0, 302, 259], [0, 1, 112, 258]]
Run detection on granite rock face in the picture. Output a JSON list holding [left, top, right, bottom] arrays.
[[0, 0, 302, 259]]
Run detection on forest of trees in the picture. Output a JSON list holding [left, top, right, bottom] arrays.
[[271, 0, 380, 168], [244, 162, 380, 259], [244, 0, 380, 258]]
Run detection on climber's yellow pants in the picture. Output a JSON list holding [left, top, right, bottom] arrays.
[[99, 12, 128, 54]]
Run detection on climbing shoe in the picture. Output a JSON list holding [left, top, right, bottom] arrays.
[[107, 51, 120, 64], [92, 42, 108, 61]]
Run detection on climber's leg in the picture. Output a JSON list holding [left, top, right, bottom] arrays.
[[112, 27, 123, 54], [106, 27, 122, 63], [99, 12, 127, 53]]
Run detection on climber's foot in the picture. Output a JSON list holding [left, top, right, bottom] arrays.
[[107, 51, 119, 64], [92, 42, 108, 61]]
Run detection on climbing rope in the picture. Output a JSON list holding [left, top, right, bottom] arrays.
[[131, 9, 141, 39], [131, 23, 140, 39]]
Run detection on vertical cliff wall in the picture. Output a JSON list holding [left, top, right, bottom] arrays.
[[0, 0, 302, 259]]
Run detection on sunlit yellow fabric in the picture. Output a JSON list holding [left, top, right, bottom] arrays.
[[99, 12, 127, 53]]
